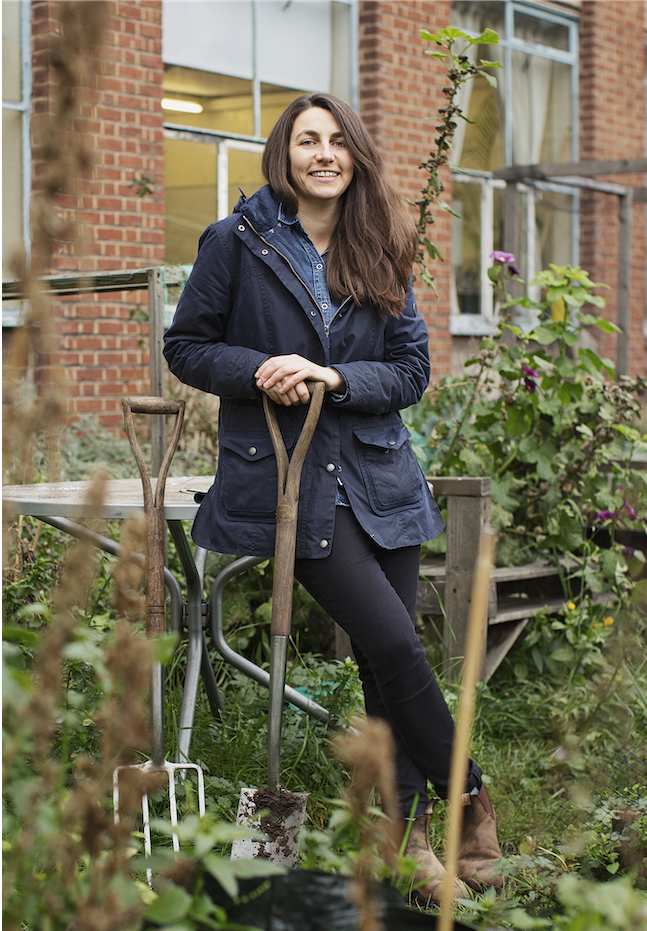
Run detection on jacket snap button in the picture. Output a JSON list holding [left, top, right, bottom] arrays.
[[388, 440, 396, 445], [248, 447, 257, 456], [238, 225, 245, 231], [325, 463, 335, 472], [319, 539, 329, 548], [262, 249, 268, 255], [311, 311, 316, 316]]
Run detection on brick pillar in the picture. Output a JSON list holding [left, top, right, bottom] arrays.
[[31, 0, 165, 427], [359, 0, 454, 379], [579, 1, 646, 378]]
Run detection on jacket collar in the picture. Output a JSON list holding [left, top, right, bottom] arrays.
[[233, 184, 284, 237]]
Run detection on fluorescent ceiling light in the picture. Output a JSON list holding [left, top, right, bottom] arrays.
[[162, 98, 204, 114]]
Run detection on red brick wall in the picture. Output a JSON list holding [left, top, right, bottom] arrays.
[[579, 0, 646, 377], [359, 0, 454, 380], [31, 0, 165, 427]]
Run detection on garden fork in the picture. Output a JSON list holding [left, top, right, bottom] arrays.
[[113, 396, 205, 885]]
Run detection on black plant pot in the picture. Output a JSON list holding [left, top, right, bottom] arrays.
[[201, 868, 484, 931]]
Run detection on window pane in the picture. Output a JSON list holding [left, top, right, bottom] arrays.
[[261, 84, 309, 138], [452, 1, 505, 171], [514, 11, 570, 51], [535, 190, 574, 271], [458, 72, 504, 171], [165, 137, 217, 264], [331, 1, 352, 103], [163, 66, 254, 136], [511, 52, 572, 164], [228, 148, 265, 214], [452, 1, 505, 38], [2, 0, 21, 101], [2, 108, 23, 278], [452, 183, 481, 315]]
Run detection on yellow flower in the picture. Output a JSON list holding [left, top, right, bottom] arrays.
[[567, 602, 576, 611], [603, 616, 614, 627]]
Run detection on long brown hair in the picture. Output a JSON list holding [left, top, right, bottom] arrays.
[[262, 93, 417, 317]]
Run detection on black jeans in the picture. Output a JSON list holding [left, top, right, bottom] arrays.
[[295, 506, 482, 818]]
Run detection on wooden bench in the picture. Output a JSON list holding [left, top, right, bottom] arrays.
[[417, 477, 564, 683]]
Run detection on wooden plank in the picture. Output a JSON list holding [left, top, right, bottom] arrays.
[[489, 598, 565, 625], [485, 619, 529, 682], [431, 476, 491, 497], [490, 562, 559, 582], [493, 158, 647, 182], [443, 494, 490, 681]]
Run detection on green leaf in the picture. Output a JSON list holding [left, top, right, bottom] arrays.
[[577, 313, 620, 333], [150, 631, 180, 664], [145, 884, 192, 925], [472, 28, 499, 44], [202, 856, 239, 900], [478, 59, 503, 68], [532, 325, 559, 345], [480, 71, 498, 89]]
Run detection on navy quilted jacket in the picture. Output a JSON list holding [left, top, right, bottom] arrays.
[[163, 185, 444, 558]]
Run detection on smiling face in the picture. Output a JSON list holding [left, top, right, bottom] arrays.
[[288, 107, 354, 211]]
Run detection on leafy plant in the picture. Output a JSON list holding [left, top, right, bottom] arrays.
[[412, 26, 503, 290], [407, 260, 646, 589]]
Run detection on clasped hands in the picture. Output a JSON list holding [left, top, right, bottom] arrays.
[[255, 354, 344, 407]]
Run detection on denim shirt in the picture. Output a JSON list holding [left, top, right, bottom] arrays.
[[267, 205, 351, 506]]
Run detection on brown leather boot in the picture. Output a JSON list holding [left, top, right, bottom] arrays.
[[457, 787, 503, 890], [404, 801, 470, 904]]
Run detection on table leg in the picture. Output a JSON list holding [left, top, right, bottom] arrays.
[[210, 555, 329, 722], [38, 516, 184, 766], [167, 520, 204, 764]]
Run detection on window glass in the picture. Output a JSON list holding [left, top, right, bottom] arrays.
[[535, 190, 574, 271], [510, 52, 572, 165], [514, 11, 569, 51], [163, 66, 255, 137], [227, 148, 265, 214], [452, 183, 482, 315], [2, 76, 23, 281], [2, 0, 21, 101], [165, 138, 217, 264], [452, 0, 505, 36], [458, 72, 504, 172]]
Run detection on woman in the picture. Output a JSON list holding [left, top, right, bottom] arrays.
[[163, 93, 502, 901]]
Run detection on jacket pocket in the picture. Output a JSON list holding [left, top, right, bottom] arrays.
[[217, 432, 290, 520], [353, 421, 423, 514]]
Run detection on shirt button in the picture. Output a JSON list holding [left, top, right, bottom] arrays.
[[325, 463, 335, 472], [262, 249, 268, 255], [316, 263, 323, 269], [321, 303, 328, 310], [238, 225, 245, 231], [319, 539, 329, 549], [248, 447, 257, 456]]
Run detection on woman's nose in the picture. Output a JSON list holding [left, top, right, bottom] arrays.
[[317, 141, 334, 161]]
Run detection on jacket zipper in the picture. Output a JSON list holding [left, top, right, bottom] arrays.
[[242, 214, 349, 337]]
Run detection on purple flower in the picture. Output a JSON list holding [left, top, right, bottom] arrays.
[[490, 251, 516, 264], [623, 546, 635, 559], [524, 377, 537, 394], [508, 264, 521, 277], [522, 364, 539, 378], [596, 509, 615, 522], [625, 500, 638, 521]]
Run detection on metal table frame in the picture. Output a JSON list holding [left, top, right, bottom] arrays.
[[3, 477, 328, 764]]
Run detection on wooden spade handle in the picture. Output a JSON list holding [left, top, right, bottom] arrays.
[[263, 382, 326, 639], [121, 396, 186, 636]]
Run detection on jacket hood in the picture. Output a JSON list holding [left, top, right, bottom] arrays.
[[232, 184, 284, 235]]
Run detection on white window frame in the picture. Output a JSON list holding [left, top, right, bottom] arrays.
[[450, 0, 579, 334]]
